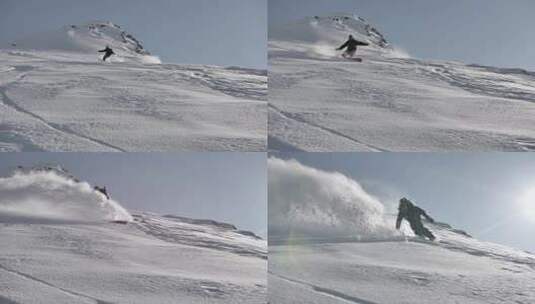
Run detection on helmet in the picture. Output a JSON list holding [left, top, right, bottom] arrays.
[[399, 197, 413, 209]]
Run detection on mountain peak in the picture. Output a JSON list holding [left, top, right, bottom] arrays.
[[9, 21, 159, 63], [270, 12, 389, 49], [306, 13, 389, 47]]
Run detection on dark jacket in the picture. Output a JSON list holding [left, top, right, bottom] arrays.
[[94, 186, 110, 200], [98, 47, 114, 56], [337, 37, 369, 52], [396, 205, 434, 230]]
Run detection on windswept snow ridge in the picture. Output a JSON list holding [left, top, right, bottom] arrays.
[[133, 213, 267, 259], [268, 158, 397, 242], [269, 13, 535, 151], [0, 167, 132, 223]]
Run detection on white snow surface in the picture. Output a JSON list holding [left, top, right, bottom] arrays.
[[268, 14, 535, 151], [269, 220, 535, 304], [268, 157, 535, 303], [0, 22, 266, 152], [0, 169, 267, 303]]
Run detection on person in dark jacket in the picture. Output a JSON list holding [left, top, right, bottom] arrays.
[[336, 35, 369, 58], [396, 197, 435, 241], [94, 186, 110, 200], [98, 46, 115, 61]]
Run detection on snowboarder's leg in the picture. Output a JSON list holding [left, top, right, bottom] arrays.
[[345, 48, 356, 58], [410, 221, 427, 238], [422, 227, 435, 241], [103, 53, 111, 61]]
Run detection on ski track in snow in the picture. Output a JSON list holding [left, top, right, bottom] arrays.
[[269, 271, 377, 304], [268, 104, 386, 152], [0, 74, 126, 152], [268, 14, 535, 152], [0, 263, 112, 304], [0, 50, 267, 152], [269, 221, 535, 304], [0, 213, 267, 303], [269, 55, 535, 152]]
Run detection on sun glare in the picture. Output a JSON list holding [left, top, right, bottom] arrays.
[[518, 188, 535, 221]]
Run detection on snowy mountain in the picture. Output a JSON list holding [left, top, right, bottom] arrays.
[[270, 13, 389, 50], [0, 22, 266, 152], [0, 168, 267, 303], [7, 21, 159, 64], [268, 13, 535, 152]]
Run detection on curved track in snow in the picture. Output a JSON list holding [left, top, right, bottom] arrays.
[[0, 50, 267, 152], [269, 15, 535, 152]]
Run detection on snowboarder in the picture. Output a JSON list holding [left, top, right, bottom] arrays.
[[395, 197, 436, 241], [98, 46, 115, 61], [94, 186, 110, 200], [336, 35, 369, 58]]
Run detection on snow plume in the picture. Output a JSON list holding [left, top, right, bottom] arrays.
[[0, 169, 132, 223], [140, 55, 162, 64], [385, 45, 411, 59], [268, 158, 398, 242]]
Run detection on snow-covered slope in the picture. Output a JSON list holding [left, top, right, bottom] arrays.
[[269, 221, 535, 304], [0, 169, 267, 303], [0, 22, 266, 152], [268, 14, 535, 152], [268, 158, 535, 303]]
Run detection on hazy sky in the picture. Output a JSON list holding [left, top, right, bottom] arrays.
[[269, 0, 535, 71], [0, 153, 267, 237], [0, 0, 267, 69], [273, 152, 535, 253]]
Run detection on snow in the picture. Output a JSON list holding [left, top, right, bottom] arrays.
[[0, 168, 267, 303], [0, 168, 132, 223], [268, 157, 395, 240], [8, 21, 158, 64], [269, 222, 535, 304], [268, 158, 535, 303], [268, 14, 535, 152], [0, 22, 266, 151]]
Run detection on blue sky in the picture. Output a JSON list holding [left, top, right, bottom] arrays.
[[0, 153, 267, 237], [0, 0, 266, 68], [269, 0, 535, 71], [273, 152, 535, 253]]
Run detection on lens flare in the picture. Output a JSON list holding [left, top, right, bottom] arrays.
[[518, 188, 535, 221]]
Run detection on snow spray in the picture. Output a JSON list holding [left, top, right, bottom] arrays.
[[0, 169, 132, 223]]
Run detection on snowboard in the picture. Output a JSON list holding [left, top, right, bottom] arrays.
[[341, 55, 362, 62]]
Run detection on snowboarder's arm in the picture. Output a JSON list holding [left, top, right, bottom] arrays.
[[418, 208, 434, 223], [337, 40, 349, 50], [395, 213, 403, 229], [423, 212, 434, 223], [357, 41, 370, 46], [98, 49, 106, 52]]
